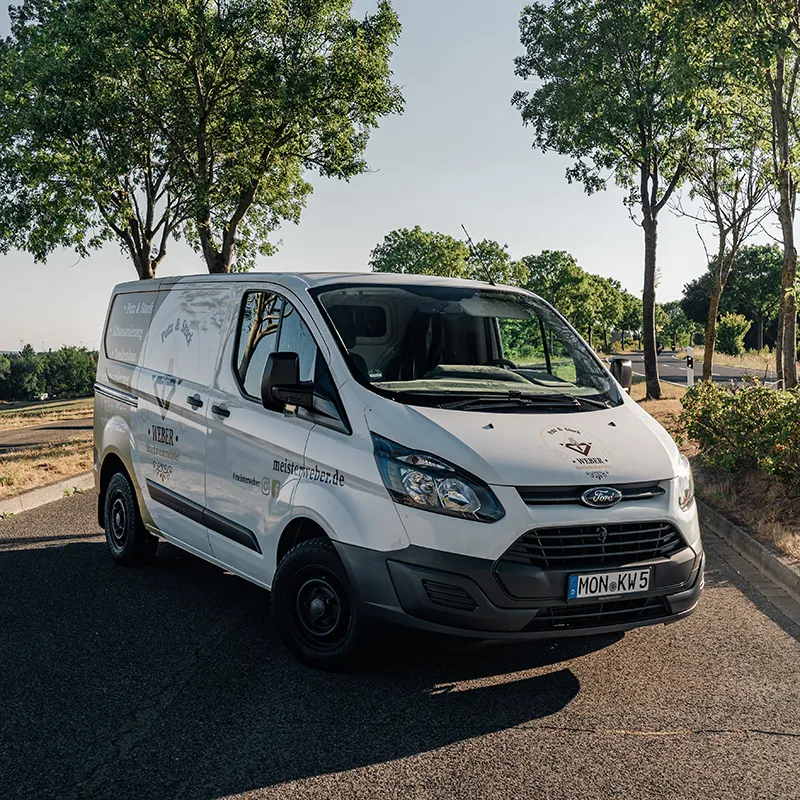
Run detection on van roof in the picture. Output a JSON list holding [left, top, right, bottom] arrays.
[[111, 271, 525, 295]]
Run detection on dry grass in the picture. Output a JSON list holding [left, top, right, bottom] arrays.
[[630, 376, 799, 560], [0, 398, 93, 431], [711, 350, 775, 374], [0, 434, 92, 500], [695, 467, 800, 560]]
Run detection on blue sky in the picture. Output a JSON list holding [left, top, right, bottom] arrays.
[[0, 0, 775, 351]]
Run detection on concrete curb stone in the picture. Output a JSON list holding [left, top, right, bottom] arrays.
[[699, 498, 800, 603], [0, 471, 94, 519]]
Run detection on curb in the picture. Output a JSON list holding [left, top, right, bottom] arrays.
[[0, 471, 94, 519], [699, 498, 800, 602]]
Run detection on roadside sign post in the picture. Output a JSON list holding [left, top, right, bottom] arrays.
[[686, 347, 694, 387]]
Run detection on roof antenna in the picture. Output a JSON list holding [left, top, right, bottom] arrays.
[[461, 224, 495, 285]]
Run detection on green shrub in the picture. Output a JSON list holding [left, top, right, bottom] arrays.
[[715, 312, 751, 356], [679, 380, 800, 484]]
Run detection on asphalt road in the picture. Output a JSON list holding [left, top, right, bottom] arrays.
[[628, 353, 777, 386], [0, 417, 93, 453], [1, 494, 799, 800]]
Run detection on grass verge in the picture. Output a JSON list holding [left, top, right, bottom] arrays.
[[631, 376, 800, 560], [0, 435, 92, 500], [0, 397, 93, 431]]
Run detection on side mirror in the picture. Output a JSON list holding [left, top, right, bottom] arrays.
[[610, 357, 633, 392], [261, 352, 314, 411]]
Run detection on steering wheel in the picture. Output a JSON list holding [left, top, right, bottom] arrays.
[[483, 358, 517, 369]]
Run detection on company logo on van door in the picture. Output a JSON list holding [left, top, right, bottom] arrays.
[[539, 425, 614, 480], [580, 487, 622, 508]]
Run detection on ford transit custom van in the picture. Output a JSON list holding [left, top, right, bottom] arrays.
[[94, 273, 703, 669]]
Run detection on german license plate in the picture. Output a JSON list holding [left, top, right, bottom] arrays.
[[567, 568, 650, 600]]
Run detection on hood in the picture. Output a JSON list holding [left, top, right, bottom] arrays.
[[364, 396, 679, 487]]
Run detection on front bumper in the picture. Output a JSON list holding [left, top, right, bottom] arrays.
[[335, 541, 704, 640]]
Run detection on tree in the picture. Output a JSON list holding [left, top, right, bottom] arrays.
[[0, 354, 9, 384], [0, 0, 403, 277], [728, 244, 784, 350], [370, 227, 472, 278], [619, 292, 643, 346], [716, 312, 752, 356], [1, 345, 43, 400], [41, 347, 98, 397], [0, 0, 185, 279], [660, 300, 697, 349], [521, 250, 587, 320], [672, 0, 800, 385], [514, 0, 712, 399], [466, 239, 528, 286], [677, 108, 769, 379], [572, 274, 623, 350]]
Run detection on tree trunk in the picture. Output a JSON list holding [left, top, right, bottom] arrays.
[[781, 256, 798, 387], [703, 278, 723, 382], [776, 309, 784, 383], [771, 55, 798, 388], [757, 316, 764, 352], [642, 217, 661, 399]]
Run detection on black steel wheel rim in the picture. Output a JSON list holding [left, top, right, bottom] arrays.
[[109, 493, 127, 548], [289, 567, 351, 651]]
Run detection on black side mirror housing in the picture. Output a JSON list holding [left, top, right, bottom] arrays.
[[610, 357, 633, 392], [261, 352, 314, 411]]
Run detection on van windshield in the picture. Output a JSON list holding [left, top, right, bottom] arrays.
[[313, 284, 622, 411]]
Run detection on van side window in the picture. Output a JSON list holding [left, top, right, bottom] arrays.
[[104, 291, 158, 365], [279, 301, 317, 382], [237, 292, 282, 397]]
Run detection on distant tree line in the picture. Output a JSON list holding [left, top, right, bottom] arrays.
[[0, 345, 97, 401], [369, 226, 699, 351], [680, 244, 784, 354]]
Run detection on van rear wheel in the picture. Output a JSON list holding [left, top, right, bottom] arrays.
[[271, 537, 363, 671], [104, 472, 158, 566]]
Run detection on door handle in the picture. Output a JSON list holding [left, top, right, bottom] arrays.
[[187, 394, 203, 409], [211, 404, 230, 418]]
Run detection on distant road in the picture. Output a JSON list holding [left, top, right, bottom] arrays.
[[0, 416, 92, 454], [626, 352, 777, 387]]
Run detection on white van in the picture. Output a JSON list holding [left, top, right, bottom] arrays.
[[94, 273, 703, 669]]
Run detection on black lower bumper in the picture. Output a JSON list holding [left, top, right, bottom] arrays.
[[334, 541, 704, 641]]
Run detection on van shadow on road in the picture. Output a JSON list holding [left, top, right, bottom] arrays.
[[0, 529, 620, 800]]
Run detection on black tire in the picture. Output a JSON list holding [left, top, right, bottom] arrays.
[[104, 472, 158, 566], [271, 537, 364, 671]]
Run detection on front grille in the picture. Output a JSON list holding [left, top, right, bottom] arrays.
[[524, 596, 668, 632], [517, 481, 665, 506], [500, 521, 685, 571], [422, 579, 478, 611]]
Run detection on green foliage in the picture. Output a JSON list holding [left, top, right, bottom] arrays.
[[681, 245, 784, 347], [619, 292, 643, 337], [728, 244, 784, 340], [522, 251, 586, 319], [0, 354, 9, 383], [370, 227, 472, 278], [0, 0, 404, 276], [680, 380, 800, 484], [0, 346, 97, 400], [715, 312, 752, 356], [660, 300, 697, 348], [369, 227, 529, 285]]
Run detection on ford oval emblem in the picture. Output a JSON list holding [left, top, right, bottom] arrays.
[[580, 486, 622, 508]]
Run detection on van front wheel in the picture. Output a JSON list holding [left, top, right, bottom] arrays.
[[104, 472, 158, 566], [271, 538, 363, 671]]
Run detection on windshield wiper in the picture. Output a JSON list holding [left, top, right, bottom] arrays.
[[438, 391, 611, 412], [438, 392, 581, 411]]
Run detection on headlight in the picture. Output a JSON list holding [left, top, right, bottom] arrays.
[[676, 454, 695, 511], [372, 433, 505, 523]]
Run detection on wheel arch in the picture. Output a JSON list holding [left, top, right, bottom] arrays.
[[97, 451, 137, 528], [276, 516, 330, 567]]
